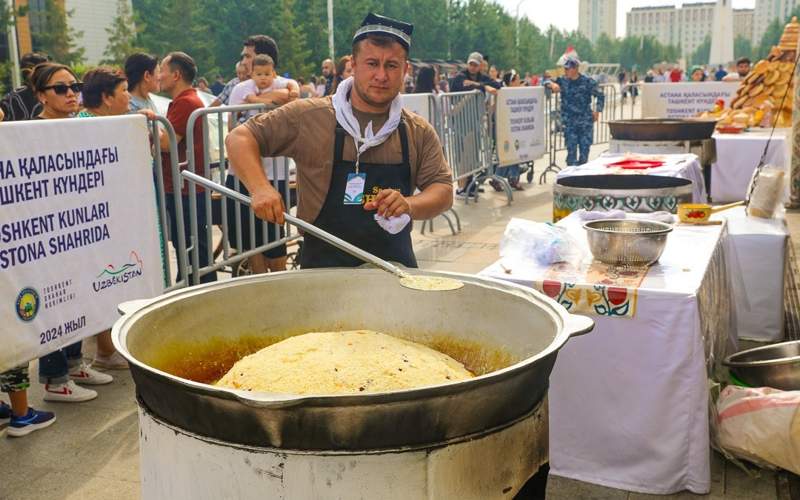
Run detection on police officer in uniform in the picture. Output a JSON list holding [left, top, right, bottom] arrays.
[[548, 57, 605, 166], [226, 13, 453, 268]]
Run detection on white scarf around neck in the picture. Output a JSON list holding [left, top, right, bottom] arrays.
[[332, 76, 403, 170]]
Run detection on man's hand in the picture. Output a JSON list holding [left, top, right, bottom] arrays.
[[485, 86, 498, 95], [463, 79, 480, 88], [549, 83, 561, 93], [364, 189, 411, 218], [593, 111, 600, 122], [251, 184, 286, 224], [244, 94, 260, 104], [137, 109, 157, 120]]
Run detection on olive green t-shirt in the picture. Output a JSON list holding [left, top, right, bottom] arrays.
[[243, 96, 452, 223]]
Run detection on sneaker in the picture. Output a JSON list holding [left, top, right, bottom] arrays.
[[93, 351, 128, 370], [510, 180, 525, 192], [7, 408, 56, 437], [455, 188, 468, 200], [489, 179, 504, 192], [0, 402, 11, 426], [69, 363, 113, 385], [44, 381, 98, 402]]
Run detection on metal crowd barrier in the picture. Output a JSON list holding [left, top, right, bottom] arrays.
[[539, 83, 619, 184], [181, 104, 299, 286], [147, 115, 189, 291]]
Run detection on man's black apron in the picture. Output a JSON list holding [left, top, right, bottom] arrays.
[[299, 120, 418, 269]]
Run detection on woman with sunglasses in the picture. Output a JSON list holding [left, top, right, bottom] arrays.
[[31, 63, 83, 120], [31, 62, 114, 403]]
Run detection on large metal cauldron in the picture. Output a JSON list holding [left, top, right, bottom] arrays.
[[608, 119, 717, 141], [553, 174, 694, 221], [113, 268, 593, 451]]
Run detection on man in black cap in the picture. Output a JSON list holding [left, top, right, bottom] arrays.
[[226, 13, 453, 269]]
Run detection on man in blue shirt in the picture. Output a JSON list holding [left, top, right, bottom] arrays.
[[548, 57, 605, 166]]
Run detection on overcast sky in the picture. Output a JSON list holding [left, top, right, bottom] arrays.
[[497, 0, 756, 34]]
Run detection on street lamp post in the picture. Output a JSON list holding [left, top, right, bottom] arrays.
[[515, 0, 524, 66], [7, 5, 21, 89], [327, 0, 334, 59]]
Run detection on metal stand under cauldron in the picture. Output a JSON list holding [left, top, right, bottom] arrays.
[[138, 399, 548, 499]]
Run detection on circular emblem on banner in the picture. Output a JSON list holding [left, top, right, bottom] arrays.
[[16, 287, 40, 322], [503, 140, 510, 153]]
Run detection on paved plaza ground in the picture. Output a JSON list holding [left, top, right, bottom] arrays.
[[2, 143, 799, 499]]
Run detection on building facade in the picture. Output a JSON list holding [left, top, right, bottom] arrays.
[[7, 0, 131, 65], [754, 0, 800, 44], [579, 0, 617, 43], [627, 2, 721, 61], [733, 8, 755, 43]]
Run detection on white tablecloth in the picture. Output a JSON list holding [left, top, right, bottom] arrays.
[[557, 153, 707, 203], [711, 130, 789, 203], [480, 213, 734, 495], [718, 207, 788, 341]]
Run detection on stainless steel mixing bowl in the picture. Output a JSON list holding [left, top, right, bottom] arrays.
[[723, 340, 800, 390], [584, 219, 673, 266]]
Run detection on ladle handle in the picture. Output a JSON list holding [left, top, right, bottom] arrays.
[[180, 171, 405, 277], [710, 200, 745, 214]]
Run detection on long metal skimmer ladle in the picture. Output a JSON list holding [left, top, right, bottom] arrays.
[[181, 171, 463, 291]]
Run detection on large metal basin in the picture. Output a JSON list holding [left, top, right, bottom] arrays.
[[723, 340, 800, 390], [609, 119, 717, 141], [553, 174, 694, 221], [112, 268, 593, 451]]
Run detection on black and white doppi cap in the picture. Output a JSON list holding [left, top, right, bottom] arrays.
[[353, 12, 414, 51]]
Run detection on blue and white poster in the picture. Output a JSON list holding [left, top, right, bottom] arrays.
[[0, 115, 163, 371]]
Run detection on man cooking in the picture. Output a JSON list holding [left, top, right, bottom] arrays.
[[226, 13, 453, 269]]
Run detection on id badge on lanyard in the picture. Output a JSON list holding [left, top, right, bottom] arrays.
[[343, 172, 366, 205]]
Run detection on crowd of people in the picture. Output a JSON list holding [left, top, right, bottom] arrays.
[[4, 16, 730, 439]]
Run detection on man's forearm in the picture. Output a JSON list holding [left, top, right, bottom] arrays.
[[407, 183, 453, 220], [225, 126, 272, 192]]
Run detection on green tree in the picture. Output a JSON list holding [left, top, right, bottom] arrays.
[[690, 35, 711, 66], [0, 0, 11, 94], [755, 18, 784, 60], [102, 0, 144, 66], [734, 35, 753, 61], [32, 0, 85, 65], [273, 0, 313, 77]]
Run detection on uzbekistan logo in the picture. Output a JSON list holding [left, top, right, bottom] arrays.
[[16, 287, 40, 322], [93, 251, 144, 292]]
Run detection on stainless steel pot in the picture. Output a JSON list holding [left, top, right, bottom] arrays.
[[723, 340, 800, 390], [113, 268, 593, 451]]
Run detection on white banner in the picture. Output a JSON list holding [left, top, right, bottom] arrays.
[[401, 93, 434, 124], [0, 115, 164, 371], [641, 82, 739, 119], [495, 86, 546, 166]]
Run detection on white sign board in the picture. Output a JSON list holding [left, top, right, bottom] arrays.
[[641, 82, 739, 119], [496, 86, 546, 166], [0, 115, 164, 371], [401, 93, 434, 124]]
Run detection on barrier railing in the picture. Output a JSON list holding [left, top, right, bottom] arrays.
[[147, 115, 189, 291], [183, 104, 299, 286], [539, 83, 618, 183]]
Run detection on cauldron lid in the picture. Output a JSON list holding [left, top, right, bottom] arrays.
[[557, 174, 692, 190]]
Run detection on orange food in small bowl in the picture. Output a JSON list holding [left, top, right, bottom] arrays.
[[678, 203, 712, 223]]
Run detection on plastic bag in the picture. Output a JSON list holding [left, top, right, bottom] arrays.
[[746, 165, 785, 219], [717, 385, 800, 474], [500, 218, 584, 266]]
